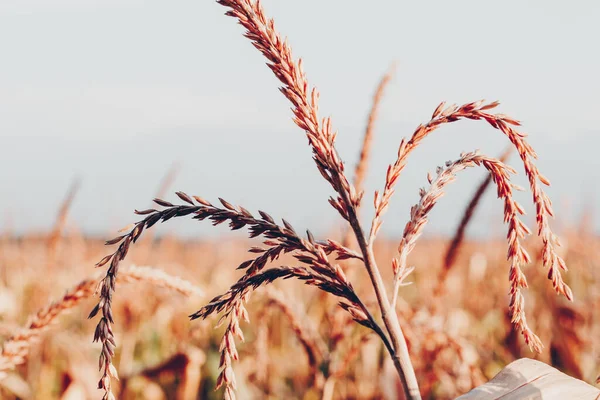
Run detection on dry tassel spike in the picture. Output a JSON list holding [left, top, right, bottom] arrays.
[[89, 1, 573, 399]]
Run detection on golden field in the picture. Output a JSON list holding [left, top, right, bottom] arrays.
[[0, 223, 597, 399], [2, 1, 598, 399]]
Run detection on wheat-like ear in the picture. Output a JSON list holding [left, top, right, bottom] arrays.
[[188, 225, 389, 399], [208, 2, 421, 396], [370, 101, 572, 302], [217, 0, 359, 218], [89, 1, 573, 398], [390, 151, 544, 351], [190, 265, 387, 400], [341, 64, 396, 248], [92, 194, 383, 399], [352, 64, 396, 207], [0, 266, 201, 381], [138, 163, 180, 251], [91, 0, 420, 395], [47, 178, 80, 261]]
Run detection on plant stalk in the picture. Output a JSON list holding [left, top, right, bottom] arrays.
[[343, 203, 421, 399]]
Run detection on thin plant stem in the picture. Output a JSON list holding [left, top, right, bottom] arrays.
[[342, 188, 421, 400]]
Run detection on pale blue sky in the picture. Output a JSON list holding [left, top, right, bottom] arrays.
[[1, 1, 599, 237]]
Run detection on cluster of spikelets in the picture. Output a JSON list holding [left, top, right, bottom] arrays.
[[0, 0, 571, 399], [80, 1, 577, 399]]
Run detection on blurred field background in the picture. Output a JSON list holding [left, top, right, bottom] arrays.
[[0, 192, 598, 399], [2, 1, 599, 399]]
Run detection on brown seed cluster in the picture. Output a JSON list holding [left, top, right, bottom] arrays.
[[88, 1, 573, 399], [212, 1, 421, 397], [217, 0, 361, 222], [93, 194, 386, 399], [391, 151, 550, 351], [385, 101, 571, 302]]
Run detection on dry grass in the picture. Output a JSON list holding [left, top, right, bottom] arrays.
[[1, 232, 596, 399], [46, 178, 80, 265], [1, 0, 592, 399], [90, 1, 571, 399], [0, 266, 201, 380], [392, 152, 528, 333], [352, 63, 397, 206]]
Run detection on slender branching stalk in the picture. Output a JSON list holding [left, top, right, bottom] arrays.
[[208, 2, 421, 395], [390, 151, 544, 351], [89, 1, 572, 399], [370, 100, 571, 304], [92, 195, 390, 399]]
